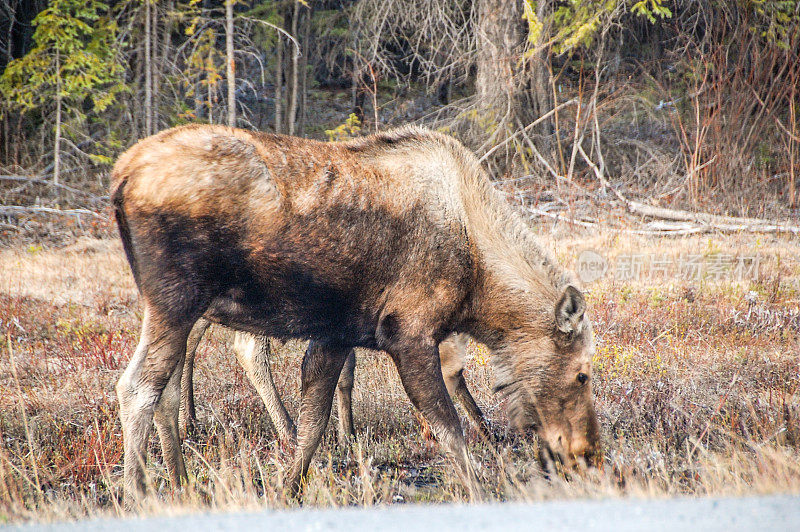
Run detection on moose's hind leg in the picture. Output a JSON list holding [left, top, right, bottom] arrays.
[[117, 307, 193, 507], [179, 317, 211, 438], [439, 334, 492, 442], [453, 374, 492, 442], [334, 349, 357, 443], [153, 353, 188, 487]]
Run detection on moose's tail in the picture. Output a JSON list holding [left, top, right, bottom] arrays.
[[110, 175, 142, 293]]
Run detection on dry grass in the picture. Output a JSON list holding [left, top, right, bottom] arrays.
[[0, 227, 798, 524]]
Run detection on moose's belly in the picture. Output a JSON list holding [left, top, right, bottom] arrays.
[[202, 270, 380, 348]]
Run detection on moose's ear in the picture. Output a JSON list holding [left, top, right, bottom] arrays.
[[555, 285, 586, 334]]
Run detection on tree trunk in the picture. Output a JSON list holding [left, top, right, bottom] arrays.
[[790, 87, 797, 209], [151, 0, 159, 130], [53, 50, 61, 186], [3, 2, 14, 163], [144, 0, 153, 136], [297, 4, 311, 137], [154, 0, 173, 132], [208, 45, 214, 124], [437, 78, 450, 105], [2, 112, 8, 164], [162, 1, 173, 68], [530, 0, 554, 136], [193, 79, 203, 120], [13, 114, 20, 167], [475, 0, 553, 168], [351, 68, 367, 125], [131, 22, 143, 141], [475, 0, 521, 112], [4, 0, 15, 64], [274, 33, 283, 134], [225, 0, 236, 127], [286, 0, 300, 135]]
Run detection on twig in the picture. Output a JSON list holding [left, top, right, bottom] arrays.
[[524, 206, 600, 230], [577, 143, 621, 200], [93, 416, 123, 516], [623, 199, 800, 234], [515, 118, 561, 181], [526, 207, 720, 236], [660, 157, 717, 198], [749, 86, 800, 143], [237, 16, 301, 56], [573, 145, 799, 234]]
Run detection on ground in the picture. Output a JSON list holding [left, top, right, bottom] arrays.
[[0, 222, 798, 523], [8, 495, 800, 531]]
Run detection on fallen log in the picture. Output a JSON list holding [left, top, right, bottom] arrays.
[[0, 175, 106, 201], [527, 207, 711, 236], [575, 142, 799, 234], [0, 205, 107, 219], [626, 201, 800, 234]]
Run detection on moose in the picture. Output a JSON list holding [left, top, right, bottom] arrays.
[[111, 124, 600, 505]]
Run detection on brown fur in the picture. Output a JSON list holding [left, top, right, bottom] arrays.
[[112, 124, 599, 506]]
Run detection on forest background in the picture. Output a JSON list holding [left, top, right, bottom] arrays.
[[1, 0, 798, 229]]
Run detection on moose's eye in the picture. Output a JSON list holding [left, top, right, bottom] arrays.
[[577, 372, 589, 385]]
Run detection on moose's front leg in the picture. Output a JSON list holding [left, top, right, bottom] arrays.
[[286, 341, 350, 496], [390, 340, 482, 501], [233, 332, 297, 443]]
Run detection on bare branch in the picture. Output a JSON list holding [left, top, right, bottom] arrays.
[[478, 99, 577, 163]]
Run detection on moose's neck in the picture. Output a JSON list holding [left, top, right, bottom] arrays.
[[458, 257, 556, 351]]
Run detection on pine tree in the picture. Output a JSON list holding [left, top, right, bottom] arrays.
[[0, 0, 125, 184]]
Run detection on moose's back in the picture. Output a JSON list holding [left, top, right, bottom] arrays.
[[111, 124, 474, 347]]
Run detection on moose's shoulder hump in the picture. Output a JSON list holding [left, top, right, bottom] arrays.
[[342, 125, 445, 153]]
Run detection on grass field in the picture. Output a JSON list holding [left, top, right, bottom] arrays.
[[1, 226, 798, 523]]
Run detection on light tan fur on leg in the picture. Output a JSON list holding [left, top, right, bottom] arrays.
[[439, 334, 492, 440], [117, 310, 153, 503], [439, 334, 467, 398], [233, 332, 297, 442]]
